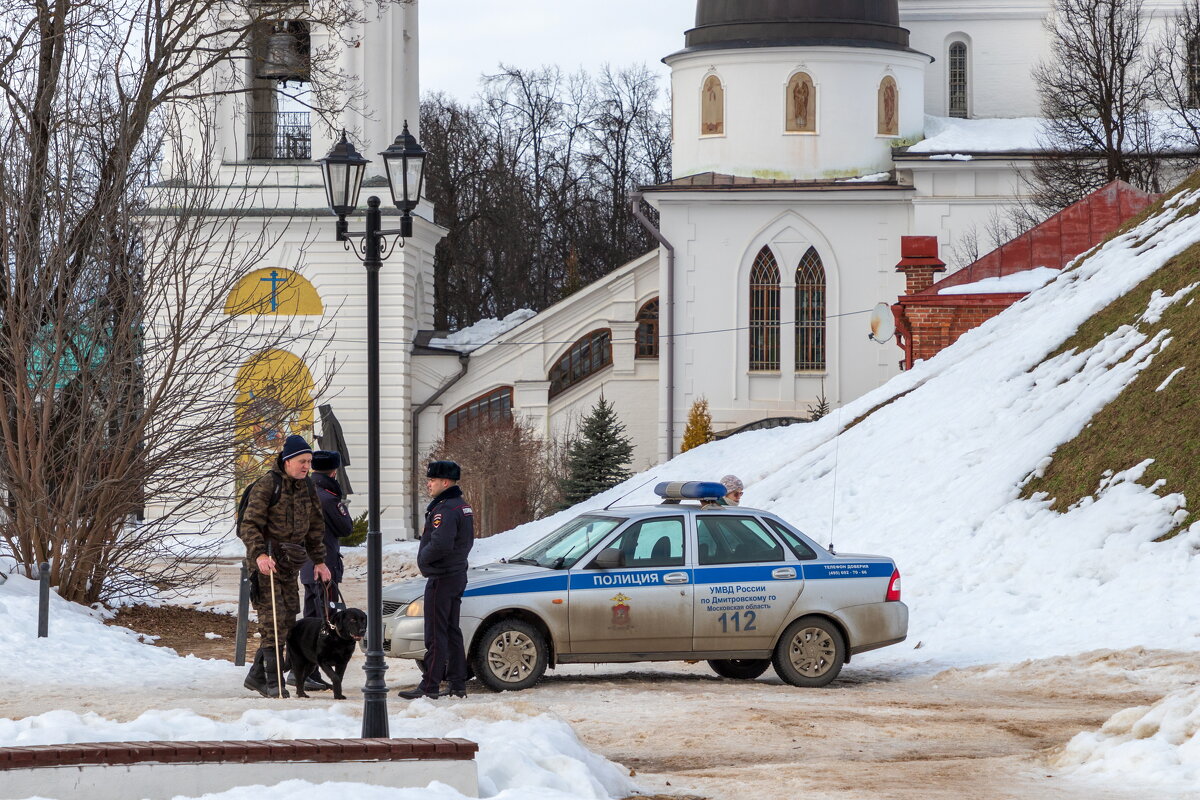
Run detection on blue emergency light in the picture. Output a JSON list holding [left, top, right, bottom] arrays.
[[653, 481, 727, 502]]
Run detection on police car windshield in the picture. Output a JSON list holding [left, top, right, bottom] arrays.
[[512, 514, 625, 569]]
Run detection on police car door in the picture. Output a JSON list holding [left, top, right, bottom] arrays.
[[568, 515, 692, 654], [693, 514, 801, 651]]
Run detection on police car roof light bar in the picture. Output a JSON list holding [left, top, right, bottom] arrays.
[[653, 481, 727, 503]]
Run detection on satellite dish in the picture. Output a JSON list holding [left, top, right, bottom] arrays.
[[868, 302, 895, 343]]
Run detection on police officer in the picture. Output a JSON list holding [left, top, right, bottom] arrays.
[[398, 460, 474, 700], [239, 434, 329, 698]]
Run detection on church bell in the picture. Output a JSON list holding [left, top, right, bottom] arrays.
[[257, 21, 310, 83]]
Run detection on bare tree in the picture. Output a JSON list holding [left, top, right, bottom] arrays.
[[1031, 0, 1162, 213], [0, 0, 407, 603], [1150, 0, 1200, 172]]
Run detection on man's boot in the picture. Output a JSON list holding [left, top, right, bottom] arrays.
[[243, 648, 268, 697], [262, 645, 290, 699]]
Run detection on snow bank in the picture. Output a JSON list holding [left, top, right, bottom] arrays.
[[429, 310, 537, 353], [1054, 686, 1200, 792], [909, 115, 1045, 153], [0, 704, 635, 800], [939, 266, 1059, 295], [469, 187, 1200, 669]]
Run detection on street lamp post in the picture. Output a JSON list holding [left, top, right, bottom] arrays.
[[318, 123, 426, 738]]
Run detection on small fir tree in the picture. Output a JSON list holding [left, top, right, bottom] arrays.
[[807, 394, 831, 422], [559, 394, 634, 506], [680, 397, 714, 452]]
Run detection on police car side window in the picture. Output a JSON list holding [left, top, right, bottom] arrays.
[[697, 516, 784, 565], [764, 518, 818, 561], [602, 517, 685, 568]]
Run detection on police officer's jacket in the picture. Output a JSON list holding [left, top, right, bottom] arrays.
[[238, 462, 326, 570], [417, 485, 474, 577], [301, 472, 352, 584]]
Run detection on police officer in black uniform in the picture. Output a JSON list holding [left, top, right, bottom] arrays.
[[301, 450, 353, 619], [398, 460, 474, 699]]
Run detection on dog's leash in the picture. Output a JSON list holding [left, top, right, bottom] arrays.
[[317, 581, 346, 636]]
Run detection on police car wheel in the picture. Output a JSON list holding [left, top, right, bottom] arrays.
[[772, 616, 845, 688], [707, 659, 771, 680], [472, 619, 548, 692]]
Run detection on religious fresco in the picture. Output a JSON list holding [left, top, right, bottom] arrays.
[[234, 348, 315, 492], [701, 74, 724, 135], [224, 267, 323, 315], [785, 72, 816, 133], [878, 76, 899, 136]]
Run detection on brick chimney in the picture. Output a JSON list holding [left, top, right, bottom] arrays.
[[895, 236, 947, 295]]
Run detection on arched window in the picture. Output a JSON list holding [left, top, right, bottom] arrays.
[[795, 248, 826, 371], [445, 386, 513, 436], [948, 42, 968, 118], [701, 74, 725, 135], [785, 72, 816, 132], [636, 298, 659, 359], [749, 247, 780, 371], [225, 268, 323, 315], [877, 76, 899, 136], [549, 329, 612, 399]]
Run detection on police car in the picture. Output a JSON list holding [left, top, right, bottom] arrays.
[[381, 481, 907, 691]]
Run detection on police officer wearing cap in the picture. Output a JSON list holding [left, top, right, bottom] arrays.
[[301, 450, 353, 620], [398, 460, 474, 699]]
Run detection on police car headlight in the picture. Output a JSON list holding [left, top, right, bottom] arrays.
[[404, 599, 424, 617]]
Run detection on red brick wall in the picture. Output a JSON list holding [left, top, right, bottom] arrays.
[[896, 296, 1019, 367]]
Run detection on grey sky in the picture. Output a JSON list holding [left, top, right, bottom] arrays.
[[419, 0, 697, 101]]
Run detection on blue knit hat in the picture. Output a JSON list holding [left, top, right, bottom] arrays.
[[280, 434, 312, 461]]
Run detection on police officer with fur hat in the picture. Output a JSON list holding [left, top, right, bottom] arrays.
[[300, 450, 352, 621], [398, 460, 474, 699]]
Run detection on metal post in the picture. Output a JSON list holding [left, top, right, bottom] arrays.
[[361, 195, 390, 737], [37, 561, 50, 638], [234, 564, 251, 666]]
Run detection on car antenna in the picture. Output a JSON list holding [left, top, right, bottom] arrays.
[[603, 476, 658, 511], [828, 404, 843, 555]]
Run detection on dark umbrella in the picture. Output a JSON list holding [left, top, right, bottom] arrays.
[[317, 403, 353, 495]]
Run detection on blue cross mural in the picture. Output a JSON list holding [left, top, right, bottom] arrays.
[[260, 270, 288, 311]]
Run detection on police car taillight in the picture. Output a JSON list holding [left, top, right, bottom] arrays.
[[885, 568, 901, 602]]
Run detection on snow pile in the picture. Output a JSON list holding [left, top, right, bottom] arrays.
[[910, 115, 1045, 153], [1053, 686, 1200, 791], [837, 171, 891, 183], [939, 266, 1059, 295], [429, 310, 536, 353], [0, 574, 239, 689], [0, 704, 635, 800], [469, 186, 1200, 668]]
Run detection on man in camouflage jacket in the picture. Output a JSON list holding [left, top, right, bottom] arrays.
[[238, 434, 329, 698]]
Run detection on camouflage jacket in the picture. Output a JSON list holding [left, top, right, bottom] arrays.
[[238, 465, 326, 567]]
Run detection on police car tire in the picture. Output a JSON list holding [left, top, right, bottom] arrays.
[[706, 659, 771, 680], [472, 618, 548, 692], [772, 616, 845, 688]]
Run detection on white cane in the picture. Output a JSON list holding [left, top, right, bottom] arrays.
[[268, 567, 284, 699]]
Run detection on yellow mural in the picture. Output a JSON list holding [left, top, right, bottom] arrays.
[[234, 349, 315, 489], [224, 268, 323, 315]]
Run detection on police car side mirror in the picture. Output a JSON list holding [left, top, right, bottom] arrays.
[[591, 548, 624, 570]]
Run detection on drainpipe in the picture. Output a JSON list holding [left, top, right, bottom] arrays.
[[629, 191, 675, 459], [411, 353, 470, 534]]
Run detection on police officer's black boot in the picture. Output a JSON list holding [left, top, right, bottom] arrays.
[[261, 646, 290, 699], [243, 648, 268, 697]]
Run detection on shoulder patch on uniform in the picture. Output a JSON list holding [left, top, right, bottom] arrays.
[[432, 513, 442, 528], [462, 506, 473, 516], [337, 502, 348, 516]]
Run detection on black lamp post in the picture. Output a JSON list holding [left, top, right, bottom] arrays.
[[318, 123, 426, 738]]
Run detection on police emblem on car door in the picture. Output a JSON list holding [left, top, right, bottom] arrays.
[[568, 516, 692, 653]]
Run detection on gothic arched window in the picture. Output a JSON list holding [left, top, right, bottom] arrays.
[[786, 72, 816, 132], [636, 298, 659, 359], [701, 74, 725, 135], [948, 42, 968, 118], [877, 76, 899, 136], [749, 247, 781, 371], [549, 329, 612, 399], [795, 247, 826, 371], [445, 386, 514, 436]]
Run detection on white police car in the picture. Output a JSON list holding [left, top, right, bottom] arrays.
[[381, 481, 907, 691]]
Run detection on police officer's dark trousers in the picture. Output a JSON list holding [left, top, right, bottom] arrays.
[[419, 571, 468, 694]]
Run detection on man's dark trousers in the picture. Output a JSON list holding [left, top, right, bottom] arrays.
[[419, 571, 468, 694]]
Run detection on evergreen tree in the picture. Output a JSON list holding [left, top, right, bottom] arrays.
[[680, 397, 714, 452], [560, 394, 634, 506]]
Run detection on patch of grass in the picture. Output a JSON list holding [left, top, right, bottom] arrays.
[[1021, 236, 1200, 537]]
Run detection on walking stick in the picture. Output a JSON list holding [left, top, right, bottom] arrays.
[[268, 567, 284, 699]]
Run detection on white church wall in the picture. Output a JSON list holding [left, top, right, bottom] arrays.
[[668, 46, 928, 182]]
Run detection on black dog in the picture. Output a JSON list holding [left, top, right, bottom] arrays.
[[286, 608, 368, 700]]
